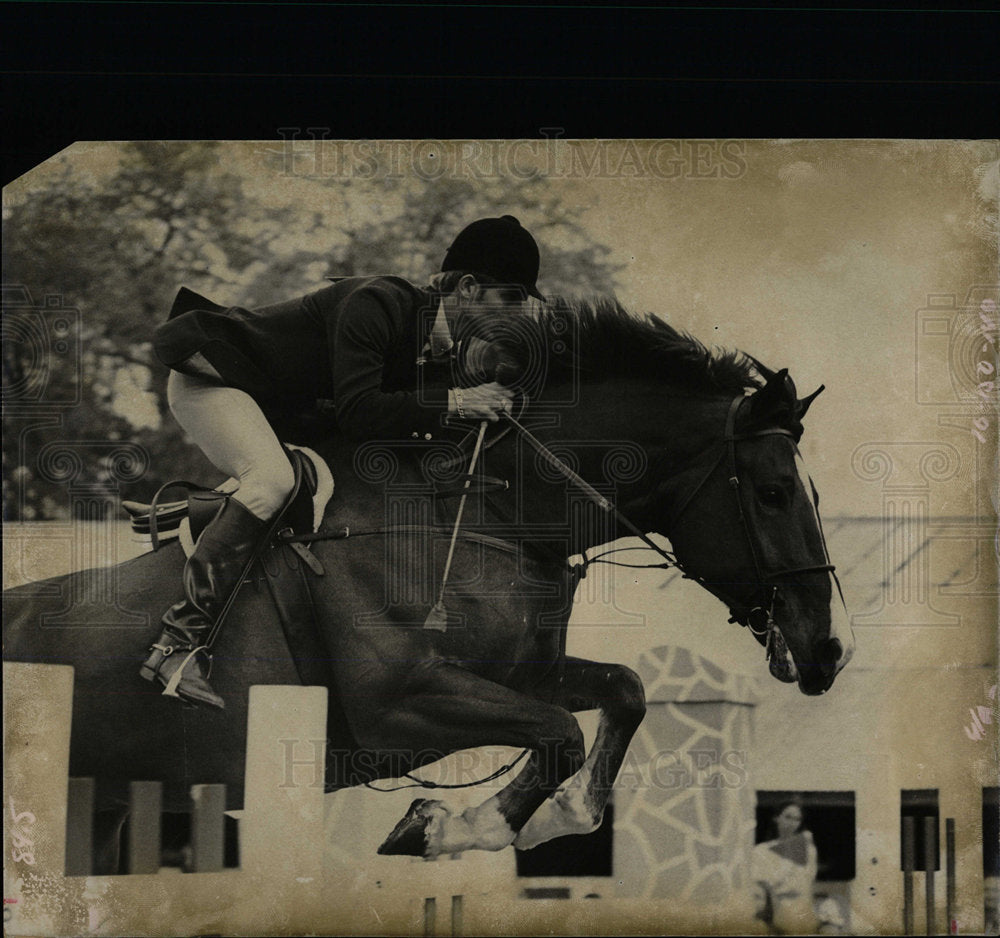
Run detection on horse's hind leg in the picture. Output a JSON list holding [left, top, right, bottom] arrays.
[[513, 657, 646, 850], [370, 660, 585, 859]]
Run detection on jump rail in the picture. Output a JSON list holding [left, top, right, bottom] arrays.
[[65, 777, 233, 876], [5, 662, 480, 936]]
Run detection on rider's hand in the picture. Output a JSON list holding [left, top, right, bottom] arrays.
[[449, 382, 515, 422]]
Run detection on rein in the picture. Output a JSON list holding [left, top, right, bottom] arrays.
[[280, 523, 521, 557], [501, 413, 681, 572]]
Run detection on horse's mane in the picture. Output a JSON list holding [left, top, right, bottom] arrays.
[[533, 296, 762, 395]]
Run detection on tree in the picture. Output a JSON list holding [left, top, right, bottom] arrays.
[[3, 142, 622, 520]]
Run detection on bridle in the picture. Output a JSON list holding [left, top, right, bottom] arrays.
[[503, 393, 839, 649], [669, 394, 838, 642]]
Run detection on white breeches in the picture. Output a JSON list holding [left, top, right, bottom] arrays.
[[166, 371, 295, 521]]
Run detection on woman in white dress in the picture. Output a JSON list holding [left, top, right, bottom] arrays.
[[752, 800, 819, 935]]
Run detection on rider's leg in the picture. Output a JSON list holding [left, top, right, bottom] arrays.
[[167, 371, 295, 522], [139, 372, 295, 708]]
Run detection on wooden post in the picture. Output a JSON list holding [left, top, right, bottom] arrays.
[[127, 781, 162, 874], [65, 777, 95, 876], [4, 664, 75, 934], [924, 814, 937, 936], [190, 783, 226, 872], [241, 685, 327, 876], [945, 818, 956, 935], [423, 897, 437, 937], [903, 814, 916, 935]]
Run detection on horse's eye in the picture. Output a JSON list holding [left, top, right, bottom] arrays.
[[757, 485, 787, 509]]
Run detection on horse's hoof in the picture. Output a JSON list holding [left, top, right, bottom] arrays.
[[377, 798, 435, 857]]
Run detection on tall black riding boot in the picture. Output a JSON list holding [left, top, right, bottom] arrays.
[[140, 498, 268, 709]]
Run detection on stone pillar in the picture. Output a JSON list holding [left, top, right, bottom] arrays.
[[611, 645, 758, 926]]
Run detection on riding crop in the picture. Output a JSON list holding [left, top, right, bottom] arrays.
[[423, 420, 489, 632]]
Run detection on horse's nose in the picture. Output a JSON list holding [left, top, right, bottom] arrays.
[[820, 638, 843, 680]]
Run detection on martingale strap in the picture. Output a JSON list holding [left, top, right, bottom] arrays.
[[280, 524, 523, 559]]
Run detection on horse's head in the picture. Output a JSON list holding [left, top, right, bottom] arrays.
[[458, 298, 854, 694], [657, 367, 855, 695]]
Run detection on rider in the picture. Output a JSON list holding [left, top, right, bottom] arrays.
[[141, 215, 545, 710]]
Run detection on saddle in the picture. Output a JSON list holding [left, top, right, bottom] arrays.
[[122, 445, 335, 686]]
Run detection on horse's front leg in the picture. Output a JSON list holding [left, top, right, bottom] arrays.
[[368, 659, 585, 858], [513, 656, 646, 850]]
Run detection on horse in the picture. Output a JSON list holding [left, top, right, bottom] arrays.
[[3, 297, 854, 866]]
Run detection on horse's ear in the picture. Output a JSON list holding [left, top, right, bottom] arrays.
[[796, 384, 825, 421], [748, 368, 796, 422]]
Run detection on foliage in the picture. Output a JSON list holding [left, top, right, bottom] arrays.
[[2, 142, 621, 520]]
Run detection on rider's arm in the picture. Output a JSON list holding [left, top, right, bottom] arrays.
[[328, 285, 451, 440]]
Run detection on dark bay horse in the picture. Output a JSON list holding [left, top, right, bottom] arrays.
[[3, 298, 854, 861]]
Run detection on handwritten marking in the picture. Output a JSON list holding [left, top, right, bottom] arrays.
[[972, 300, 998, 444], [964, 683, 997, 741], [8, 797, 36, 865]]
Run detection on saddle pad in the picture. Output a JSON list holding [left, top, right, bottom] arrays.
[[285, 444, 335, 534]]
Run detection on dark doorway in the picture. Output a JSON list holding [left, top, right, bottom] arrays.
[[755, 790, 856, 881]]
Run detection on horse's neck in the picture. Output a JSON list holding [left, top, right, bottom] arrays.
[[489, 383, 730, 555]]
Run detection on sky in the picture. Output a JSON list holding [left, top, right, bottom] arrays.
[[572, 141, 997, 513]]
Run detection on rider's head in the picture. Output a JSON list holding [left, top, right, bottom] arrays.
[[435, 215, 545, 328], [430, 217, 542, 388], [442, 215, 544, 300]]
